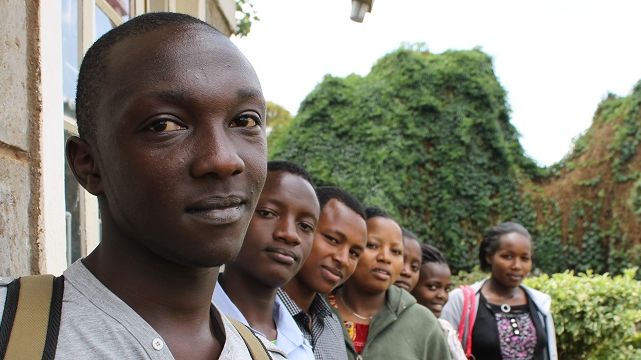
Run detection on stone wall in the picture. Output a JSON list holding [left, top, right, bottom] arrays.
[[0, 0, 40, 277]]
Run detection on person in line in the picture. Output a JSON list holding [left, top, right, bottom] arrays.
[[330, 207, 450, 359], [411, 244, 467, 360], [393, 228, 422, 292], [1, 13, 269, 359], [441, 222, 558, 360], [214, 161, 319, 359], [280, 186, 368, 360]]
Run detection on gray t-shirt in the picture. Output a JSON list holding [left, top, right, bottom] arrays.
[[0, 261, 252, 359]]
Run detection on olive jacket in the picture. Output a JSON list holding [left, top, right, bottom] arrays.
[[340, 285, 451, 360]]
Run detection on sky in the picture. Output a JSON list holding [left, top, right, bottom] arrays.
[[231, 0, 641, 166]]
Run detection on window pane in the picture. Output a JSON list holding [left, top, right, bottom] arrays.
[[95, 6, 116, 40], [61, 0, 78, 110]]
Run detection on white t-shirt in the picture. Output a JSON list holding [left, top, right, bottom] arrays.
[[0, 261, 252, 359]]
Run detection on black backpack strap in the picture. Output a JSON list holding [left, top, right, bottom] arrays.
[[43, 275, 65, 360], [0, 278, 21, 359], [0, 275, 64, 360]]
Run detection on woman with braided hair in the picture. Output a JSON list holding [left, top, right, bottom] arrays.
[[411, 243, 467, 360]]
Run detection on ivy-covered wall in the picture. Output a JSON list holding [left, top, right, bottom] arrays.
[[529, 81, 641, 274], [270, 47, 641, 274]]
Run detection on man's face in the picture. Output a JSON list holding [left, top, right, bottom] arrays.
[[295, 199, 367, 294], [88, 26, 267, 267], [231, 171, 320, 288]]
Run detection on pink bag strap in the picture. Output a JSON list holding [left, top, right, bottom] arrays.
[[457, 286, 477, 359], [457, 286, 470, 343]]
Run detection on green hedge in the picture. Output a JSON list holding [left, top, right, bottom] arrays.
[[451, 269, 641, 359]]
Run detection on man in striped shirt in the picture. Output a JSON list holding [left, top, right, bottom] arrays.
[[280, 187, 368, 359]]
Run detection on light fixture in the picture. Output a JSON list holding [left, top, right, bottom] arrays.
[[350, 0, 373, 23]]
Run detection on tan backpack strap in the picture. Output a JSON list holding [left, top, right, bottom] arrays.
[[229, 318, 273, 360], [2, 275, 64, 360]]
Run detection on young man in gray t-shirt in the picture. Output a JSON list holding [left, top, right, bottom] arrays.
[[1, 13, 268, 359]]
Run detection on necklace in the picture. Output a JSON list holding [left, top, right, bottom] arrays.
[[338, 292, 374, 321], [482, 282, 518, 314]]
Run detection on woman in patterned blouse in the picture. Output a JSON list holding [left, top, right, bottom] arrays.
[[441, 222, 558, 360]]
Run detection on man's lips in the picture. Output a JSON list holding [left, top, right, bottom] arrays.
[[320, 265, 343, 284], [265, 246, 299, 265], [185, 195, 246, 225]]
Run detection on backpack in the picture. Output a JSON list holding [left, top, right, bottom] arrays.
[[0, 275, 271, 360], [457, 285, 477, 360]]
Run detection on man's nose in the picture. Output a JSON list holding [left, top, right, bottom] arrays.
[[274, 216, 301, 246], [190, 125, 245, 179]]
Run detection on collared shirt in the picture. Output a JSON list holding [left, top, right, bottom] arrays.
[[213, 281, 314, 360], [0, 261, 253, 359], [278, 289, 348, 360]]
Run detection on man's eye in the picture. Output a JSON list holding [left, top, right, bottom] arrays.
[[324, 234, 339, 244], [230, 114, 261, 128], [148, 119, 185, 132], [298, 222, 315, 233], [256, 209, 276, 218]]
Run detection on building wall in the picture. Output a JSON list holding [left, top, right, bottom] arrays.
[[0, 0, 237, 277], [0, 1, 40, 277]]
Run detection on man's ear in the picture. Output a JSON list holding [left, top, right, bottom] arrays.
[[66, 136, 104, 196]]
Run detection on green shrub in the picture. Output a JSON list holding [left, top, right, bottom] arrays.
[[270, 46, 641, 275], [525, 269, 641, 359], [450, 269, 641, 359], [450, 266, 487, 288]]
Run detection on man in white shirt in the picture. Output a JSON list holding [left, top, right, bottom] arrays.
[[214, 161, 320, 360]]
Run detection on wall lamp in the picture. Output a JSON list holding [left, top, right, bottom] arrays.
[[350, 0, 373, 23]]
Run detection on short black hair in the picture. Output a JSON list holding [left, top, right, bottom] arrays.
[[76, 12, 221, 142], [402, 227, 419, 241], [267, 160, 315, 188], [316, 186, 365, 220], [364, 206, 390, 220], [479, 222, 532, 272], [420, 243, 447, 265]]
